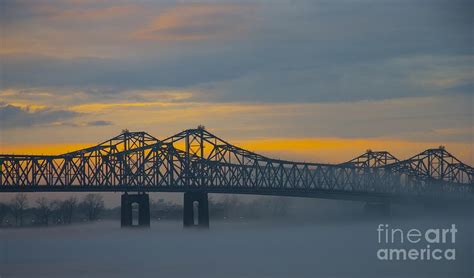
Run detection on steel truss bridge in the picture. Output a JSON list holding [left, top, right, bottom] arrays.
[[0, 128, 472, 203]]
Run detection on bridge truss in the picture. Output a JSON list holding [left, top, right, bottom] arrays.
[[0, 128, 472, 202]]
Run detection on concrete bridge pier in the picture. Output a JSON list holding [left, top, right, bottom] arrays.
[[121, 193, 150, 227], [364, 201, 391, 217], [183, 192, 209, 228]]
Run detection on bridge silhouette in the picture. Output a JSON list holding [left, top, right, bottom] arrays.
[[0, 127, 472, 227]]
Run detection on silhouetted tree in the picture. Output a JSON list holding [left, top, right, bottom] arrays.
[[35, 197, 52, 226], [80, 194, 104, 221], [61, 196, 77, 224], [0, 202, 10, 226], [49, 200, 63, 224], [11, 193, 28, 226]]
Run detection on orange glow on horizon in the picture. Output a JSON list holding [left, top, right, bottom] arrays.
[[1, 138, 471, 165], [234, 138, 473, 164], [0, 143, 94, 156]]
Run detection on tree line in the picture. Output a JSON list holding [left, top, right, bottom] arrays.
[[0, 193, 105, 227], [0, 194, 291, 227]]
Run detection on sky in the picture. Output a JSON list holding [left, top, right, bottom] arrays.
[[0, 0, 473, 165]]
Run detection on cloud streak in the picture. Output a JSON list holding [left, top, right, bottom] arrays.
[[134, 4, 253, 41], [86, 120, 113, 126], [53, 4, 143, 20]]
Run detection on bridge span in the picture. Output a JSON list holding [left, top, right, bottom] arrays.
[[0, 127, 472, 227]]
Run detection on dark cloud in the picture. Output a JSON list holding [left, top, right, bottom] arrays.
[[0, 103, 79, 129]]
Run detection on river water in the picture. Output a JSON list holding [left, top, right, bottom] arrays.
[[0, 216, 472, 278]]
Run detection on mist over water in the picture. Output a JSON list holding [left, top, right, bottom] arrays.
[[1, 202, 472, 278]]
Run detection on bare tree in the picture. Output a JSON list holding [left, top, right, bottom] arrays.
[[11, 193, 28, 226], [80, 194, 104, 221], [49, 200, 62, 224], [61, 196, 77, 224], [0, 203, 10, 226], [35, 197, 53, 226]]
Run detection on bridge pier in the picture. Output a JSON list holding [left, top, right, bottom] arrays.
[[183, 192, 209, 228], [121, 193, 150, 227], [364, 201, 391, 217]]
